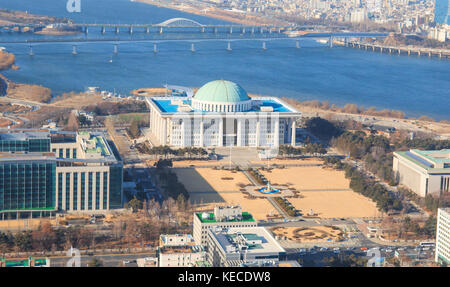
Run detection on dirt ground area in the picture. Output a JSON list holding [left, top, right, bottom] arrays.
[[171, 160, 223, 168], [0, 218, 56, 231], [288, 190, 379, 218], [174, 167, 279, 220], [52, 92, 104, 109], [271, 226, 344, 243], [260, 166, 349, 190], [261, 166, 379, 218], [0, 117, 13, 127], [250, 158, 324, 166]]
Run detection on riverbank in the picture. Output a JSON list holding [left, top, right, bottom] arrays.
[[136, 0, 286, 26]]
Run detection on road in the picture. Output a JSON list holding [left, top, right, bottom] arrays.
[[50, 252, 156, 267]]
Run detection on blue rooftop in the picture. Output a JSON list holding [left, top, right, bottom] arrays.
[[152, 98, 294, 113]]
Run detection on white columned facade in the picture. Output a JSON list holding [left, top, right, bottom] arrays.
[[274, 118, 280, 147], [236, 118, 242, 146], [218, 118, 224, 147], [291, 120, 296, 146], [200, 121, 204, 147], [256, 120, 260, 147]]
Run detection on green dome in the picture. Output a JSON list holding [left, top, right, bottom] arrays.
[[194, 80, 250, 103]]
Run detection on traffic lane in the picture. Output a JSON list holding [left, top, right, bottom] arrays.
[[50, 252, 156, 267]]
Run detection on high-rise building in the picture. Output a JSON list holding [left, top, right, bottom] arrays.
[[435, 0, 450, 25], [0, 130, 123, 219], [435, 208, 450, 265]]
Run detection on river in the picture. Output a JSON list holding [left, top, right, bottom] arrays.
[[0, 0, 449, 120]]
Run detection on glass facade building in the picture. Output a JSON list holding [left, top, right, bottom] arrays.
[[0, 131, 123, 217], [0, 161, 56, 213]]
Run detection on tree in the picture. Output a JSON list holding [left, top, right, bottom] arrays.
[[176, 194, 187, 211], [14, 231, 33, 251], [128, 119, 140, 139], [32, 222, 56, 251], [128, 196, 143, 213], [88, 257, 103, 267]]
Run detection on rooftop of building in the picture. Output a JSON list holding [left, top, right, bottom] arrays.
[[395, 149, 450, 172], [194, 80, 250, 103], [209, 226, 285, 255], [196, 211, 255, 223], [150, 97, 297, 114], [158, 245, 205, 254], [0, 130, 120, 164], [0, 130, 50, 141]]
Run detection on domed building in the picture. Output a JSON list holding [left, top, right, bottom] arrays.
[[146, 80, 301, 148]]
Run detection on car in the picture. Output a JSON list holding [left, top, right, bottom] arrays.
[[360, 247, 368, 251], [123, 260, 131, 264], [385, 249, 393, 253], [320, 247, 328, 251]]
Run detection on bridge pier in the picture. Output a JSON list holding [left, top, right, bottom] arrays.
[[278, 28, 282, 34], [329, 37, 333, 48], [229, 27, 233, 34], [146, 27, 150, 34], [115, 26, 120, 34], [153, 43, 158, 53], [191, 43, 195, 53], [408, 49, 411, 55], [262, 41, 266, 50], [251, 27, 254, 34], [201, 27, 205, 33], [84, 26, 89, 35], [114, 44, 118, 55], [129, 26, 133, 35], [29, 45, 34, 56], [428, 51, 432, 57], [101, 26, 106, 35], [417, 50, 421, 56], [159, 27, 163, 34], [296, 40, 300, 49], [241, 27, 245, 34], [398, 49, 401, 55], [72, 45, 77, 55], [227, 41, 232, 51], [260, 27, 264, 34], [269, 28, 272, 34], [214, 27, 218, 34]]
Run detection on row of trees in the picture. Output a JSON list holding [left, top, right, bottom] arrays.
[[273, 197, 297, 217], [137, 144, 208, 159], [0, 222, 95, 253], [278, 143, 327, 156], [331, 131, 396, 184], [402, 216, 437, 238], [345, 164, 403, 212], [84, 101, 148, 116]]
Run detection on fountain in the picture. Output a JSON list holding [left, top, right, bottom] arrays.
[[257, 182, 280, 194]]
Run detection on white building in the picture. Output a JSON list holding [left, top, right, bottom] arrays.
[[157, 234, 206, 267], [146, 80, 301, 148], [393, 149, 450, 197], [193, 205, 258, 247], [436, 208, 450, 265], [206, 226, 286, 267]]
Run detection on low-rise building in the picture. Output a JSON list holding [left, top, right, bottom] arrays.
[[157, 234, 206, 267], [206, 226, 286, 267], [393, 149, 450, 197], [193, 205, 258, 247], [436, 208, 450, 265]]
